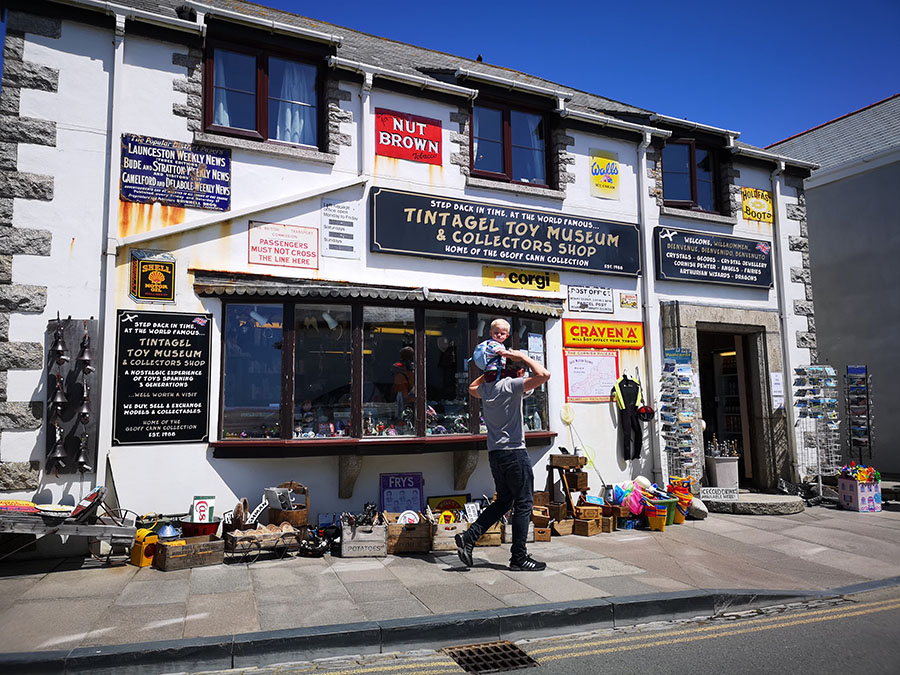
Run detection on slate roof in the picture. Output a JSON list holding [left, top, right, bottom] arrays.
[[767, 94, 900, 172], [68, 0, 804, 159]]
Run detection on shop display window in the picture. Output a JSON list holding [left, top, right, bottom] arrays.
[[218, 300, 550, 445], [363, 307, 416, 436], [222, 303, 284, 438], [294, 305, 351, 438]]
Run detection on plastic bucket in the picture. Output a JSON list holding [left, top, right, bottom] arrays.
[[178, 517, 221, 537], [650, 498, 678, 526]]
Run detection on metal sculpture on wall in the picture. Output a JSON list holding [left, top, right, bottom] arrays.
[[45, 314, 100, 474]]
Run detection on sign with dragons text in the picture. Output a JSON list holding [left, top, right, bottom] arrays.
[[370, 188, 640, 275], [375, 109, 442, 165], [655, 227, 773, 288], [120, 133, 231, 211]]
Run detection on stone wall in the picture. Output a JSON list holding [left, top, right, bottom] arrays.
[[784, 176, 816, 363], [0, 11, 59, 489]]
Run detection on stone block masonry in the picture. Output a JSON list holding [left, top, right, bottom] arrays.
[[784, 177, 817, 363], [0, 11, 59, 490]]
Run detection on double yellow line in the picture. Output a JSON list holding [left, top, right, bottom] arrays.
[[532, 597, 900, 662]]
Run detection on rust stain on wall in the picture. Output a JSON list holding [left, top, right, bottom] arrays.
[[118, 200, 187, 239]]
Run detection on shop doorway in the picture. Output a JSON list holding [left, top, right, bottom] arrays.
[[697, 330, 756, 485]]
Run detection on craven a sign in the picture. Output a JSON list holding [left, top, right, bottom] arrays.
[[370, 187, 641, 274], [375, 108, 441, 165], [562, 319, 644, 349], [482, 266, 560, 292], [741, 187, 773, 223]]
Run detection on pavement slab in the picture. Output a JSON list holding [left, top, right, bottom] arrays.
[[184, 591, 259, 637], [0, 596, 113, 652], [83, 601, 187, 646], [357, 597, 430, 621], [408, 579, 503, 612], [114, 577, 191, 606], [19, 564, 137, 601], [189, 561, 252, 595]]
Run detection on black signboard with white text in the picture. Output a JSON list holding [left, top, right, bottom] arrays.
[[655, 227, 773, 288], [371, 187, 640, 275], [113, 310, 211, 445]]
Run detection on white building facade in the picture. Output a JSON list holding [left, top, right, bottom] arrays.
[[0, 1, 818, 541]]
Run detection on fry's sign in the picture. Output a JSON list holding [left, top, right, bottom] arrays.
[[562, 319, 644, 349], [375, 108, 441, 165]]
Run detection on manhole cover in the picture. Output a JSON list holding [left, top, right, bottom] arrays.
[[443, 640, 539, 674]]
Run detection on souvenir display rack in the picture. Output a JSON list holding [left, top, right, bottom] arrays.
[[793, 365, 841, 495], [845, 365, 873, 465], [659, 359, 700, 484]]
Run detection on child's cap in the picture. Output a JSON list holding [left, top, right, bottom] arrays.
[[472, 339, 505, 371]]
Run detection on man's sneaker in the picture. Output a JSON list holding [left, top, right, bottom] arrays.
[[455, 533, 474, 567], [509, 555, 546, 571]]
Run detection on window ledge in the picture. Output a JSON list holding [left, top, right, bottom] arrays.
[[211, 431, 557, 458], [659, 206, 736, 226], [194, 132, 338, 165], [466, 176, 566, 201]]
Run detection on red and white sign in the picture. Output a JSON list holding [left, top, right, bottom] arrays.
[[375, 108, 442, 165], [248, 221, 318, 270]]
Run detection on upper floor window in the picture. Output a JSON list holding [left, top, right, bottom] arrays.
[[472, 104, 547, 186], [206, 46, 319, 147], [662, 140, 718, 212]]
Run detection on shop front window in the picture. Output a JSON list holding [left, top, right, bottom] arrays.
[[218, 300, 550, 444], [294, 305, 351, 438], [425, 310, 469, 434], [222, 303, 284, 438], [364, 307, 416, 436]]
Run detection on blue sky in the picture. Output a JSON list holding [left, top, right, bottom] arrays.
[[259, 0, 899, 148]]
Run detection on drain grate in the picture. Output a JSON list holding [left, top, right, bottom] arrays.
[[443, 640, 540, 674]]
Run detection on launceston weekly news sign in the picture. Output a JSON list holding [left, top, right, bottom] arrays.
[[370, 188, 641, 275]]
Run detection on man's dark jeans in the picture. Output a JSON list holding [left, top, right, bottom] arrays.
[[466, 448, 534, 562]]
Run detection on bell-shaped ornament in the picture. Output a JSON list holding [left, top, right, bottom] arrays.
[[52, 385, 68, 406], [77, 334, 95, 369], [49, 436, 67, 468], [78, 386, 91, 423], [76, 435, 93, 473]]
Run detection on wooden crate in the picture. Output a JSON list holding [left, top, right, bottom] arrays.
[[548, 502, 568, 521], [573, 519, 601, 537], [601, 516, 616, 533], [549, 454, 587, 469], [565, 471, 589, 492], [476, 522, 501, 547], [531, 505, 550, 528], [432, 521, 468, 551], [534, 527, 552, 542], [551, 519, 573, 536], [384, 512, 431, 554], [533, 491, 550, 507], [501, 522, 534, 543], [341, 523, 387, 558], [574, 505, 602, 520], [153, 535, 224, 571]]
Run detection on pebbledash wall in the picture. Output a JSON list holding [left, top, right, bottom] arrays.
[[0, 1, 817, 535]]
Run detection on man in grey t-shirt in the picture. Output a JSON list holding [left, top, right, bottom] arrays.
[[455, 349, 550, 571]]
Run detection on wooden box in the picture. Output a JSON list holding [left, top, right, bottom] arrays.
[[548, 502, 569, 521], [574, 505, 602, 520], [534, 527, 552, 542], [501, 522, 534, 543], [432, 521, 468, 551], [549, 454, 587, 469], [565, 471, 589, 491], [153, 535, 224, 571], [533, 491, 550, 507], [573, 518, 601, 537], [531, 505, 551, 528], [341, 523, 387, 558], [551, 519, 573, 536], [601, 515, 616, 533], [476, 522, 501, 546], [384, 512, 432, 554]]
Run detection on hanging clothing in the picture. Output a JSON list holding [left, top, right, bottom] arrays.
[[614, 375, 644, 461]]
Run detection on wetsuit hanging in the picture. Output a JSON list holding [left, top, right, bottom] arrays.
[[614, 374, 644, 461]]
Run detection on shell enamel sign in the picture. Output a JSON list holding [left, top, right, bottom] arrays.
[[562, 319, 644, 349]]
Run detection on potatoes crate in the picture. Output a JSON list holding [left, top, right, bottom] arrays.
[[341, 523, 388, 557], [432, 521, 468, 551], [153, 535, 224, 571], [501, 522, 534, 543], [384, 512, 431, 554]]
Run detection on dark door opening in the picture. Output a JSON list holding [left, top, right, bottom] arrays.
[[697, 331, 755, 485]]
